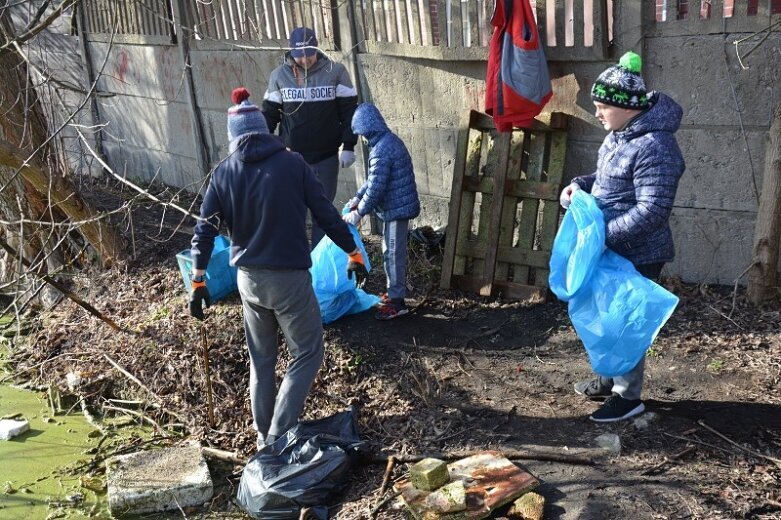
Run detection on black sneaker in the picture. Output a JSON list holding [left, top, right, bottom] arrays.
[[574, 378, 613, 399], [375, 299, 409, 320], [590, 395, 645, 423]]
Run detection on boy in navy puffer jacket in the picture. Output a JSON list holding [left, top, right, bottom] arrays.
[[559, 52, 685, 423], [343, 103, 420, 320]]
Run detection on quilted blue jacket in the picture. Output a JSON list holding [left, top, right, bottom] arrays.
[[352, 103, 420, 222], [573, 92, 686, 266]]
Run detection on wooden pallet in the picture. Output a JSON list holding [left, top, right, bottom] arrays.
[[440, 110, 568, 301]]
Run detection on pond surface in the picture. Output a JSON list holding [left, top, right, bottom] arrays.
[[0, 384, 107, 519]]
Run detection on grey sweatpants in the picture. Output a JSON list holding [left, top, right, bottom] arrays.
[[598, 262, 665, 400], [237, 268, 324, 443], [309, 154, 340, 249]]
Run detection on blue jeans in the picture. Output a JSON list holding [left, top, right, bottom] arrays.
[[237, 268, 324, 443], [309, 154, 339, 249], [382, 219, 409, 301], [598, 262, 664, 400]]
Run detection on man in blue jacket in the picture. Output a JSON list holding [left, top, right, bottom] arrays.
[[559, 52, 686, 423], [189, 87, 368, 448]]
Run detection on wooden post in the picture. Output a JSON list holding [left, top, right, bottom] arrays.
[[747, 102, 781, 304]]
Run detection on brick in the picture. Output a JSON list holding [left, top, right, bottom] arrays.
[[410, 457, 449, 491]]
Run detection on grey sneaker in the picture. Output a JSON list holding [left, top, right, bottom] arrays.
[[574, 378, 613, 399], [590, 395, 645, 423]]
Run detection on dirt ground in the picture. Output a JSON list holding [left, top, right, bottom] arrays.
[[5, 179, 781, 520]]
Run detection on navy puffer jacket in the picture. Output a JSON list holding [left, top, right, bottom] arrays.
[[352, 103, 420, 222], [574, 92, 686, 266]]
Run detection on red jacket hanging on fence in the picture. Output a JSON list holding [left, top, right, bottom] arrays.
[[485, 0, 552, 131]]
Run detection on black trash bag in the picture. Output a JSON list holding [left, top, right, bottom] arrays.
[[409, 226, 445, 260], [236, 409, 365, 519]]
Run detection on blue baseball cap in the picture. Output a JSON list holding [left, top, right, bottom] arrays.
[[289, 27, 318, 58]]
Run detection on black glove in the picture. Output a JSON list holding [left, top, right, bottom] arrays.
[[347, 250, 368, 287], [189, 280, 211, 320]]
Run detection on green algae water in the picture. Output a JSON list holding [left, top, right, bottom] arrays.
[[0, 384, 107, 519]]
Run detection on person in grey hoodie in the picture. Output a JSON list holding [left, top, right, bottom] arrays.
[[559, 51, 686, 423], [343, 103, 420, 320], [262, 27, 358, 249]]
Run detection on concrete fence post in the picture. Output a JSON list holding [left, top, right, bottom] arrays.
[[170, 0, 210, 178]]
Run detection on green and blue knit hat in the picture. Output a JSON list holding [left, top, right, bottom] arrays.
[[591, 51, 648, 109]]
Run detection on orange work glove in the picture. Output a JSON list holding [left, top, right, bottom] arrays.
[[346, 250, 368, 287]]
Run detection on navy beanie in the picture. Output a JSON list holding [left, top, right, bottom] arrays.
[[227, 87, 268, 141]]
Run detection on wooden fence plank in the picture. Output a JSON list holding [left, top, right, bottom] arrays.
[[390, 0, 401, 42], [373, 0, 387, 40], [407, 0, 421, 44], [469, 129, 498, 277], [160, 1, 169, 37], [436, 0, 448, 45], [537, 0, 549, 47], [591, 0, 608, 58], [494, 130, 525, 281], [554, 0, 565, 50], [417, 0, 431, 44], [102, 0, 110, 34], [451, 275, 547, 300], [363, 0, 377, 41], [466, 0, 479, 46], [450, 0, 464, 47], [143, 0, 158, 36], [123, 0, 137, 35], [441, 112, 475, 289], [478, 132, 511, 296], [534, 127, 566, 286], [454, 242, 551, 269], [512, 131, 546, 283], [572, 0, 584, 47]]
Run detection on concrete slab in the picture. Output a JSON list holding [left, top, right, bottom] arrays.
[[106, 444, 213, 515], [0, 418, 30, 440]]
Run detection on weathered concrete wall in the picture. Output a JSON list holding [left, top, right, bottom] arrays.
[[643, 30, 780, 284], [355, 55, 482, 226], [87, 40, 203, 187], [78, 3, 780, 285]]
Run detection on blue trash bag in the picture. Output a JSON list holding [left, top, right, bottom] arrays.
[[310, 226, 380, 324], [549, 191, 605, 300], [236, 409, 365, 519], [549, 190, 679, 377]]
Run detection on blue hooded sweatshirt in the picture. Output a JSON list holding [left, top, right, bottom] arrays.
[[191, 133, 356, 270], [574, 92, 686, 266], [352, 103, 420, 222]]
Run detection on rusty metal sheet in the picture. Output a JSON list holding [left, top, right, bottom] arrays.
[[394, 451, 539, 520]]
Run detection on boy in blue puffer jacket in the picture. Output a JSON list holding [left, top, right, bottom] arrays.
[[343, 103, 420, 320], [559, 51, 685, 423]]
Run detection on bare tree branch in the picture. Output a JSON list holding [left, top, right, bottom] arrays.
[[0, 0, 79, 50]]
